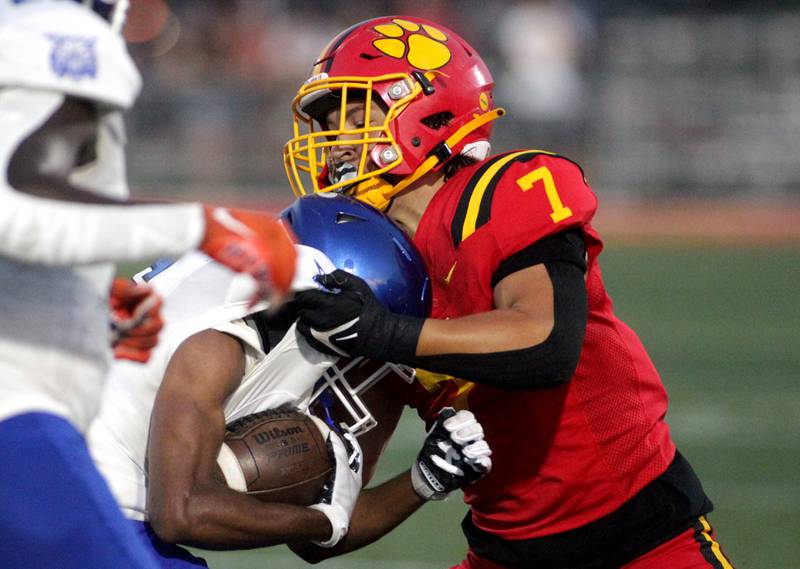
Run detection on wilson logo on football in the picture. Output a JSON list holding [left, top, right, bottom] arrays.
[[254, 425, 304, 444], [371, 18, 451, 70]]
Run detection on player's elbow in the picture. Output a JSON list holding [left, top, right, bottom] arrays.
[[509, 308, 585, 389], [148, 498, 198, 545], [521, 339, 582, 389], [290, 543, 330, 564], [481, 335, 582, 389], [502, 262, 587, 389]]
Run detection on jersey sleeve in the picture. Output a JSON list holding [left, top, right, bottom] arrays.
[[453, 151, 597, 263], [213, 318, 267, 379], [214, 319, 265, 355], [0, 184, 205, 266]]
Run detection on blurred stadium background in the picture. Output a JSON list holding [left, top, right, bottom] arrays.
[[119, 1, 799, 567]]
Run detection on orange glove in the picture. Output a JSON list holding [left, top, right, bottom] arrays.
[[200, 206, 297, 307], [109, 278, 164, 363]]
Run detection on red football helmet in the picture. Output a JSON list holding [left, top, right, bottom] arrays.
[[284, 16, 505, 210]]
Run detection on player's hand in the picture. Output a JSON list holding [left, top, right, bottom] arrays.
[[109, 278, 164, 363], [411, 407, 492, 501], [309, 430, 363, 547], [294, 269, 378, 357], [200, 206, 297, 307], [294, 269, 422, 362]]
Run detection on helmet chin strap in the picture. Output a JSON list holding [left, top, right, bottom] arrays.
[[352, 108, 506, 211], [346, 177, 396, 211]]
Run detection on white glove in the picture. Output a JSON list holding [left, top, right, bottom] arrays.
[[308, 419, 363, 548], [411, 407, 492, 501]]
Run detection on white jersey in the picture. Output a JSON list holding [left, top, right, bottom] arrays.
[[88, 245, 337, 521], [0, 199, 203, 432], [0, 172, 203, 433], [0, 260, 116, 432], [0, 91, 204, 433]]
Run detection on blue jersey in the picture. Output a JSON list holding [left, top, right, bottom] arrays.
[[0, 412, 159, 568]]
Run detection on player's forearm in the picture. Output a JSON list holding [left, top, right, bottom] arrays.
[[291, 470, 426, 562], [0, 185, 204, 265], [416, 261, 557, 356], [417, 307, 552, 355], [151, 488, 333, 550], [412, 263, 587, 389], [344, 470, 426, 547]]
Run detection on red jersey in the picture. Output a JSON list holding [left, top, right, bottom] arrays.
[[409, 150, 676, 540]]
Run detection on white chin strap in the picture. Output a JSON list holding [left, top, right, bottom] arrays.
[[0, 88, 64, 185]]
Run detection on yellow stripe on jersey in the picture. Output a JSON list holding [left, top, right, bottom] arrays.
[[451, 148, 567, 247], [415, 369, 475, 410], [450, 381, 475, 410], [698, 516, 735, 569], [460, 150, 535, 243], [415, 368, 456, 393]]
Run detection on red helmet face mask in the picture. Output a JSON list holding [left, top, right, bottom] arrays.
[[284, 16, 505, 211]]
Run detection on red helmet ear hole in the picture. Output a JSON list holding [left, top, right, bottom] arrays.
[[420, 111, 455, 130]]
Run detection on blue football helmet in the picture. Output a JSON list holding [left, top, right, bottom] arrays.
[[281, 193, 431, 436]]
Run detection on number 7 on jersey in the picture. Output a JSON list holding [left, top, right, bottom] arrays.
[[516, 166, 573, 223]]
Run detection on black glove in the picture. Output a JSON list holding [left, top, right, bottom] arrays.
[[294, 269, 424, 362], [410, 407, 492, 501]]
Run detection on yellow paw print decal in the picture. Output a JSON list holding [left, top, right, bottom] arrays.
[[372, 18, 451, 70]]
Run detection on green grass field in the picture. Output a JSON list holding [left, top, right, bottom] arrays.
[[191, 244, 799, 568]]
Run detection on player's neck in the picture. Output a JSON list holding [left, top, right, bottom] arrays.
[[386, 172, 444, 238]]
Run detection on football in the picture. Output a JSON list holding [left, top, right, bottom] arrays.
[[216, 408, 333, 506]]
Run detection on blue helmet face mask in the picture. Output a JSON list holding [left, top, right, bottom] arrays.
[[281, 193, 431, 437]]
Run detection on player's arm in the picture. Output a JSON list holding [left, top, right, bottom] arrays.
[[146, 328, 334, 549], [3, 105, 203, 264], [0, 182, 296, 302], [413, 231, 588, 388], [0, 180, 204, 265], [291, 404, 491, 563], [294, 230, 587, 390], [2, 96, 295, 301], [292, 471, 425, 563]]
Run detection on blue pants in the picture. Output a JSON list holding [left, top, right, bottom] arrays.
[[131, 521, 209, 568], [0, 412, 159, 569]]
